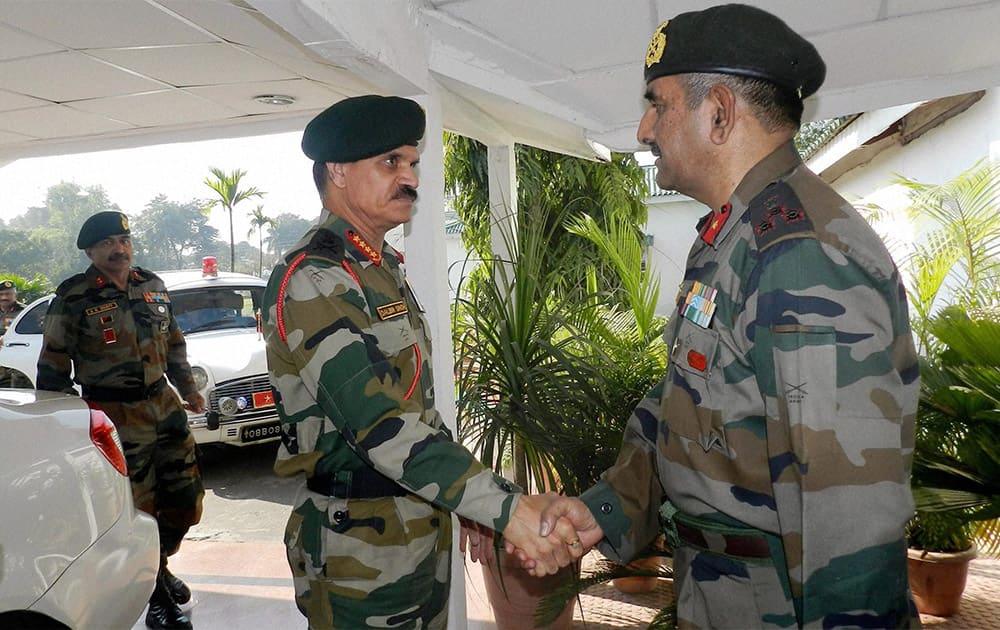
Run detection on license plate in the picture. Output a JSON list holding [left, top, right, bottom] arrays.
[[240, 421, 281, 443]]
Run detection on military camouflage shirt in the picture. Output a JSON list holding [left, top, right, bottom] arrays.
[[263, 211, 519, 532], [0, 301, 25, 336], [37, 265, 198, 397], [582, 142, 919, 625]]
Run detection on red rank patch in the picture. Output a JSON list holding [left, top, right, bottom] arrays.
[[103, 328, 117, 344], [700, 202, 732, 246], [687, 349, 707, 372]]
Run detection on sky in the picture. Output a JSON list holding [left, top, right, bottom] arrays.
[[0, 132, 322, 243], [0, 133, 654, 247]]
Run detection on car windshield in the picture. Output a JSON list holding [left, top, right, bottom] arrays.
[[171, 286, 263, 334]]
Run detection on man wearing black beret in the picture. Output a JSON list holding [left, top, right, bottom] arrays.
[[0, 279, 25, 338], [262, 95, 579, 629], [0, 278, 27, 386], [37, 210, 206, 629], [537, 4, 921, 628]]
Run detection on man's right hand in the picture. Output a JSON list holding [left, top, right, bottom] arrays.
[[513, 496, 605, 575], [501, 493, 587, 576]]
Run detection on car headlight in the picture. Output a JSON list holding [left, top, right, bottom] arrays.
[[191, 366, 209, 391]]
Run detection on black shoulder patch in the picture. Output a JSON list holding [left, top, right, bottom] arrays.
[[55, 273, 87, 295], [748, 182, 815, 250], [287, 228, 344, 263]]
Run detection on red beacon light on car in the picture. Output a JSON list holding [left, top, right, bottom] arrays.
[[202, 256, 218, 278]]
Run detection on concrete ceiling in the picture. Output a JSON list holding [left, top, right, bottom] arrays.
[[2, 0, 1000, 163]]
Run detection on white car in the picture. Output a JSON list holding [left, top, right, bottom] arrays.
[[0, 270, 281, 447], [0, 389, 159, 628]]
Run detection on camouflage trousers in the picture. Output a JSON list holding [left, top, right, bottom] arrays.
[[284, 487, 452, 629], [94, 387, 204, 557], [672, 541, 920, 629]]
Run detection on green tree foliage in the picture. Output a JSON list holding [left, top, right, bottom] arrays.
[[863, 159, 1000, 354], [265, 213, 313, 258], [203, 168, 264, 273], [132, 195, 220, 270], [443, 133, 649, 303], [247, 205, 276, 277]]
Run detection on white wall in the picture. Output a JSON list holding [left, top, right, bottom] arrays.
[[643, 195, 707, 315], [830, 89, 1000, 208]]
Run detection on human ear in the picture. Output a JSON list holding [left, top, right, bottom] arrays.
[[706, 83, 736, 144]]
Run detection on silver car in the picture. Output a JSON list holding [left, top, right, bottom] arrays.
[[0, 270, 281, 447], [0, 389, 159, 628]]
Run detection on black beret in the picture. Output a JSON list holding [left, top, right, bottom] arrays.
[[644, 4, 825, 100], [0, 280, 15, 291], [301, 95, 425, 163], [77, 211, 130, 249]]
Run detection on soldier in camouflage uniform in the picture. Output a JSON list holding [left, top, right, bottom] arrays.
[[37, 211, 204, 630], [536, 5, 921, 628], [263, 95, 580, 630], [0, 279, 27, 386]]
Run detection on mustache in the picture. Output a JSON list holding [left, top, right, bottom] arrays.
[[394, 185, 418, 202], [648, 143, 661, 157], [108, 253, 130, 262]]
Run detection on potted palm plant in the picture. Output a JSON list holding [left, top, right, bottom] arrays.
[[906, 307, 1000, 616], [452, 201, 668, 628]]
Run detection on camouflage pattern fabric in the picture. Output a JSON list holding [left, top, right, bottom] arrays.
[[0, 301, 24, 336], [96, 390, 204, 555], [36, 264, 203, 554], [581, 142, 920, 628], [263, 211, 520, 629]]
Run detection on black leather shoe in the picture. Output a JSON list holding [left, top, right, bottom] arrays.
[[163, 566, 192, 606], [145, 574, 193, 630], [145, 597, 193, 630]]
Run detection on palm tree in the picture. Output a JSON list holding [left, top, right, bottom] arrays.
[[203, 168, 264, 272], [866, 159, 1000, 353], [247, 205, 275, 276]]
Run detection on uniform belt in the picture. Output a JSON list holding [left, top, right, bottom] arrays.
[[83, 377, 167, 402], [307, 469, 408, 499], [674, 520, 772, 559]]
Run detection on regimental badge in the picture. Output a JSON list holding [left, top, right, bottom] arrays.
[[121, 215, 129, 232], [681, 281, 717, 328], [159, 319, 169, 333], [646, 20, 668, 67], [376, 300, 408, 321], [85, 302, 118, 317]]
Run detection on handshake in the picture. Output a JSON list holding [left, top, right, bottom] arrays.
[[461, 493, 606, 576]]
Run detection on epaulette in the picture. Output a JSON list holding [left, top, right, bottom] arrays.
[[286, 228, 344, 264], [131, 266, 156, 281], [748, 181, 815, 251], [55, 272, 87, 296]]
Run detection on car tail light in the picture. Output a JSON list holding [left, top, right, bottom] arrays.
[[88, 403, 128, 476]]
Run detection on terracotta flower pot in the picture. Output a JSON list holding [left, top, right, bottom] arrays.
[[611, 555, 664, 594], [907, 545, 977, 617], [480, 553, 577, 630]]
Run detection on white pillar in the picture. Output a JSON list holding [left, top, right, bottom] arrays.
[[407, 85, 470, 630], [486, 144, 518, 262]]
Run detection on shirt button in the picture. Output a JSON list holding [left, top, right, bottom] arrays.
[[333, 510, 348, 523], [600, 503, 613, 515]]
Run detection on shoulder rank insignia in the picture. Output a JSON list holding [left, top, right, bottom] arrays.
[[750, 182, 815, 250]]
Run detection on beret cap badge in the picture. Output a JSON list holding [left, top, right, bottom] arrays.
[[645, 21, 668, 68]]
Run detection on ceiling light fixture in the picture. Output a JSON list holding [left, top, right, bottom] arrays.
[[253, 94, 295, 106]]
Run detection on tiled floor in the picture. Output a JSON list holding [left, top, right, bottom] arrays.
[[128, 540, 998, 629]]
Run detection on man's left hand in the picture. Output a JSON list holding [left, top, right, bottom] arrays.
[[183, 392, 206, 414]]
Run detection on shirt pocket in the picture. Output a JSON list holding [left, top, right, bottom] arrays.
[[666, 319, 723, 449]]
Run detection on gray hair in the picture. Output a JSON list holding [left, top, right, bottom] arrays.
[[678, 73, 803, 132]]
